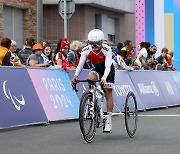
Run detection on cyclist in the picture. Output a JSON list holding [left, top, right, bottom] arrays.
[[71, 29, 115, 133]]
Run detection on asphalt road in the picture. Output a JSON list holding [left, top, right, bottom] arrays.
[[0, 106, 180, 154]]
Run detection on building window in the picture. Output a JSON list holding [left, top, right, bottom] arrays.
[[108, 34, 115, 43], [95, 14, 102, 29], [3, 6, 23, 48]]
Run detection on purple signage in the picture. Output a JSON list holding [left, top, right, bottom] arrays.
[[154, 71, 180, 106], [171, 71, 180, 93], [67, 69, 90, 99], [113, 71, 145, 111], [129, 71, 167, 109], [0, 67, 47, 128], [68, 70, 145, 112], [27, 68, 80, 121]]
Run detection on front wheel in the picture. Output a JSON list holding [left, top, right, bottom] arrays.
[[79, 92, 97, 143], [124, 91, 138, 138]]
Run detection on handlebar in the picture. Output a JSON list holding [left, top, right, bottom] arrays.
[[73, 79, 100, 92]]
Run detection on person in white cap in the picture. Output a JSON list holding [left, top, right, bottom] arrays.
[[71, 29, 115, 133]]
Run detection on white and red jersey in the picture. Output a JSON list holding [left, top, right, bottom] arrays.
[[113, 55, 133, 70], [74, 44, 112, 77]]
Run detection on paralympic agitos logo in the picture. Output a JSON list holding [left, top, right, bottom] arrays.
[[3, 80, 25, 111]]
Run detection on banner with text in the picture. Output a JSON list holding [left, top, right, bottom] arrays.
[[67, 69, 90, 99], [129, 71, 167, 109], [27, 68, 80, 121], [154, 71, 180, 106], [0, 68, 47, 128], [113, 71, 145, 111], [171, 71, 180, 93], [67, 70, 145, 112]]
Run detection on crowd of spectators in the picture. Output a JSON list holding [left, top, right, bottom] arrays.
[[0, 37, 176, 71], [113, 40, 176, 71]]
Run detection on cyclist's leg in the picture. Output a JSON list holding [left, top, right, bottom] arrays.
[[105, 64, 115, 112], [103, 88, 113, 132], [103, 65, 115, 132], [104, 88, 113, 112]]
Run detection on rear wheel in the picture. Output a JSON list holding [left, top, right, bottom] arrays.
[[79, 92, 97, 143], [124, 91, 138, 137]]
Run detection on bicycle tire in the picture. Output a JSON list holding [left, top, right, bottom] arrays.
[[124, 91, 138, 138], [79, 92, 97, 143]]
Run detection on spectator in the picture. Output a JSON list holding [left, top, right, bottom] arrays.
[[113, 50, 139, 70], [135, 42, 151, 70], [155, 48, 168, 71], [43, 40, 50, 47], [41, 44, 54, 66], [0, 37, 13, 66], [137, 41, 145, 52], [146, 45, 157, 70], [167, 50, 176, 71], [69, 40, 82, 67], [128, 48, 137, 66], [9, 40, 24, 66], [54, 38, 74, 69], [27, 43, 50, 67], [114, 42, 124, 56], [18, 37, 35, 65], [121, 40, 133, 52]]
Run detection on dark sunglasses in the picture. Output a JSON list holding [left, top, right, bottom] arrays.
[[63, 47, 69, 50], [89, 41, 103, 46]]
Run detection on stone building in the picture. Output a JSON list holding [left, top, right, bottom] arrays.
[[0, 0, 135, 48], [43, 0, 136, 45], [0, 0, 37, 48]]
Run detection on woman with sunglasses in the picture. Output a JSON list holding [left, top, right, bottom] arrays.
[[71, 29, 115, 133], [54, 38, 74, 69]]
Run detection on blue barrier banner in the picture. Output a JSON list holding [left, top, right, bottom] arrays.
[[154, 71, 180, 106], [129, 71, 167, 109], [67, 69, 90, 99], [113, 71, 145, 111], [0, 67, 47, 128], [68, 70, 145, 112], [27, 68, 80, 121], [171, 71, 180, 93]]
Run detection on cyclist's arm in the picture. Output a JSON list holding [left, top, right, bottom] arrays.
[[74, 51, 87, 76], [103, 46, 112, 78]]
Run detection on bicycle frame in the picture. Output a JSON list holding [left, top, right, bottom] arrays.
[[75, 80, 107, 120], [74, 79, 138, 142], [88, 83, 111, 122]]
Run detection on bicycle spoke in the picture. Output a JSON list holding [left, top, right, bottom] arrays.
[[125, 91, 138, 137], [79, 92, 97, 143]]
